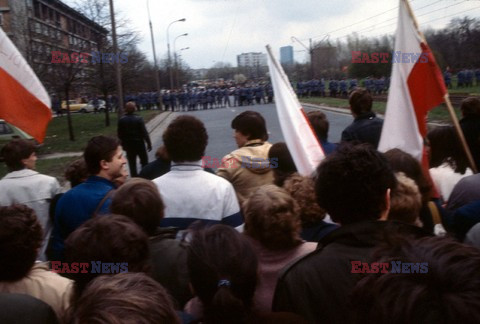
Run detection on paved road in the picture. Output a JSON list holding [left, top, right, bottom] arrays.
[[148, 103, 354, 165]]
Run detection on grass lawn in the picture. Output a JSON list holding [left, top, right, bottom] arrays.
[[447, 77, 480, 96], [301, 97, 461, 123], [38, 110, 160, 155], [0, 110, 162, 181]]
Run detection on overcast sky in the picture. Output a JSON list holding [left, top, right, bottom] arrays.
[[63, 0, 480, 69]]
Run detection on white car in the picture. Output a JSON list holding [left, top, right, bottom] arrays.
[[84, 99, 107, 113]]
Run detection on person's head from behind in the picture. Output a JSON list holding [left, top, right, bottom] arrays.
[[389, 172, 422, 226], [64, 158, 88, 187], [0, 139, 36, 172], [188, 225, 258, 324], [351, 236, 480, 324], [163, 116, 208, 162], [460, 97, 480, 117], [0, 204, 42, 282], [307, 111, 330, 141], [283, 174, 327, 228], [383, 148, 432, 205], [231, 111, 268, 147], [427, 126, 468, 174], [65, 214, 150, 298], [83, 136, 124, 179], [243, 185, 302, 250], [111, 178, 164, 236], [315, 144, 396, 225], [349, 88, 373, 117], [124, 101, 136, 114], [69, 273, 180, 324], [268, 142, 297, 187]]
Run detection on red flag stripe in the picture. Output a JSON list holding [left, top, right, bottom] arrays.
[[0, 68, 52, 142], [406, 42, 447, 137]]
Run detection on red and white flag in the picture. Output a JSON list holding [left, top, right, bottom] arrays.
[[266, 45, 325, 176], [378, 0, 446, 161], [0, 27, 52, 143]]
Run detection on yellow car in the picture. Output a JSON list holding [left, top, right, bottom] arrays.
[[61, 100, 88, 113]]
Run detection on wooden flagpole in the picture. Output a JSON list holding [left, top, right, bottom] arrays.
[[403, 0, 477, 174]]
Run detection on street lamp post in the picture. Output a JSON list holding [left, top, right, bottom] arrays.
[[147, 0, 162, 110], [109, 0, 124, 116], [173, 33, 188, 88], [167, 18, 186, 90], [175, 47, 189, 88]]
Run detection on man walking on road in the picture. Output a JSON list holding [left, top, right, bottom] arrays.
[[118, 101, 152, 177]]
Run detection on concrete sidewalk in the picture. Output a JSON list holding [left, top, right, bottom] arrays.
[[39, 111, 173, 160]]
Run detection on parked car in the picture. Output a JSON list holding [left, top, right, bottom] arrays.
[[61, 100, 88, 112], [0, 120, 36, 161], [84, 99, 107, 112]]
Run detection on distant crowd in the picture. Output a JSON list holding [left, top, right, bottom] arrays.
[[0, 90, 480, 323], [296, 68, 480, 99], [161, 84, 274, 112]]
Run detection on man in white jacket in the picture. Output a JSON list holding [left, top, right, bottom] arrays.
[[153, 116, 243, 233], [0, 139, 60, 261]]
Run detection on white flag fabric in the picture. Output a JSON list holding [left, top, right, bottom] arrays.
[[0, 27, 52, 142], [266, 45, 325, 176], [378, 0, 446, 161]]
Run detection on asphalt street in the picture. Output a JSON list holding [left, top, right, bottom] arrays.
[[147, 103, 354, 167]]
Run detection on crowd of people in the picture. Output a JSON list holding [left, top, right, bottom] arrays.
[[0, 89, 480, 323], [161, 84, 274, 112], [296, 77, 391, 98], [296, 68, 480, 99]]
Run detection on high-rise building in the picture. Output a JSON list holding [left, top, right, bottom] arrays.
[[280, 46, 294, 66], [237, 52, 267, 68]]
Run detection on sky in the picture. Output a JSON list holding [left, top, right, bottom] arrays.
[[62, 0, 480, 69]]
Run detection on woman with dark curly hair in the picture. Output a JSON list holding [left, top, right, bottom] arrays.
[[0, 204, 72, 318], [243, 185, 316, 312]]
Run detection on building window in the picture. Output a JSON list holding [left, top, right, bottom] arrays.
[[35, 22, 41, 34], [34, 1, 41, 19]]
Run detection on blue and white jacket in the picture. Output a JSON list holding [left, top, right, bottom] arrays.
[[153, 161, 243, 231]]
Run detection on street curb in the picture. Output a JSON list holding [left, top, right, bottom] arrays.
[[39, 111, 173, 160], [301, 102, 351, 115], [301, 102, 446, 126], [146, 111, 173, 133]]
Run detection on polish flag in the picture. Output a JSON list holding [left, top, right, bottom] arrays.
[[266, 45, 325, 176], [0, 27, 52, 143], [378, 0, 446, 162]]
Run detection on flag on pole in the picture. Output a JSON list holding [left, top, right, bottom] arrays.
[[378, 0, 446, 161], [0, 27, 52, 143], [266, 45, 325, 176]]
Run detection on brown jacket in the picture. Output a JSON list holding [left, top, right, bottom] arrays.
[[217, 140, 274, 206], [0, 262, 73, 318]]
